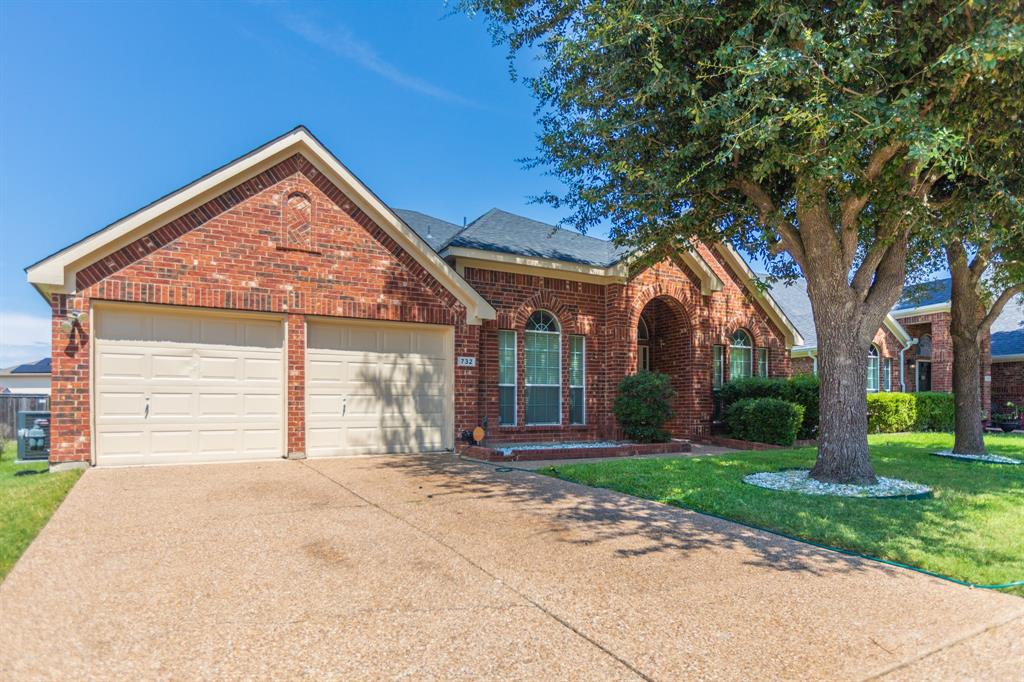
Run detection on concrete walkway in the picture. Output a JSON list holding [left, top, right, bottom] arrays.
[[1, 454, 1021, 680]]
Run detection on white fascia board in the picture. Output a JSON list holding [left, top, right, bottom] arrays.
[[447, 241, 725, 295], [883, 314, 912, 344], [712, 244, 805, 348], [891, 302, 951, 319], [992, 353, 1024, 363], [445, 246, 625, 282], [26, 128, 495, 324], [791, 346, 817, 357]]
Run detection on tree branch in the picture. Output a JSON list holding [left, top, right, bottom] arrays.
[[979, 283, 1024, 339], [730, 177, 806, 263], [839, 144, 904, 265]]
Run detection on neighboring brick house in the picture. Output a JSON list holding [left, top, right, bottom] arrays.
[[771, 277, 1024, 419], [770, 279, 911, 392], [26, 127, 802, 467], [990, 301, 1024, 414]]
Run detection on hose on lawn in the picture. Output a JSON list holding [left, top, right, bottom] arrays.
[[470, 457, 1024, 591]]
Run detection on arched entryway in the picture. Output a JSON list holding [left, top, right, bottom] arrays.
[[633, 294, 696, 438]]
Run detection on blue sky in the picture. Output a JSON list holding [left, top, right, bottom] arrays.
[[0, 0, 580, 365]]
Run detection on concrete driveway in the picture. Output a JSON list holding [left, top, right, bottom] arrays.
[[2, 455, 1021, 680]]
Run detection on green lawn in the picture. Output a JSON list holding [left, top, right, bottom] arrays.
[[540, 433, 1024, 595], [0, 441, 81, 580]]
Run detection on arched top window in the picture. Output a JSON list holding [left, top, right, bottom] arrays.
[[731, 329, 752, 348], [637, 317, 650, 342], [526, 310, 560, 333], [729, 329, 753, 379], [525, 311, 561, 424], [867, 344, 880, 392], [918, 334, 932, 357]]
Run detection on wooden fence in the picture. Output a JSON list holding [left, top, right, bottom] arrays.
[[0, 394, 50, 437]]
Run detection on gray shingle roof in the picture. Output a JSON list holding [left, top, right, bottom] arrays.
[[445, 208, 628, 267], [991, 299, 1024, 358], [0, 358, 51, 375], [894, 277, 952, 310], [393, 209, 464, 252], [765, 279, 817, 347]]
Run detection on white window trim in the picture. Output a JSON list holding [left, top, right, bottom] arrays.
[[758, 347, 769, 378], [883, 358, 892, 391], [525, 312, 562, 426], [730, 331, 754, 380], [867, 346, 880, 393], [713, 344, 725, 387], [570, 335, 586, 425], [498, 330, 517, 426]]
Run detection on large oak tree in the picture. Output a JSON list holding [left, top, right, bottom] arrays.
[[467, 0, 1024, 483]]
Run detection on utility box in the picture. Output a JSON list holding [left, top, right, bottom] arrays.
[[17, 411, 50, 461]]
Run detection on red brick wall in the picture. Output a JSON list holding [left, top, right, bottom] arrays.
[[792, 357, 815, 375], [899, 311, 990, 415], [462, 244, 791, 443], [991, 360, 1024, 413], [49, 155, 470, 464], [49, 152, 793, 462]]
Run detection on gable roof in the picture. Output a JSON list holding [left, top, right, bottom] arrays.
[[394, 209, 464, 252], [892, 277, 952, 316], [0, 358, 51, 375], [991, 299, 1024, 359], [444, 208, 627, 267], [768, 277, 911, 353], [402, 206, 803, 347], [25, 127, 496, 324]]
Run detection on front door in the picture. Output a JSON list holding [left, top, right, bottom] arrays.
[[917, 361, 932, 392]]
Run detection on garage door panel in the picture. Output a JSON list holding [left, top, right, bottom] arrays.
[[243, 393, 280, 417], [96, 351, 148, 380], [94, 307, 284, 466], [306, 319, 452, 458]]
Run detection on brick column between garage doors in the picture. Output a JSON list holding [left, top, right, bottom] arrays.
[[287, 313, 306, 459]]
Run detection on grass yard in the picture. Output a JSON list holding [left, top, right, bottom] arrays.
[[0, 441, 81, 580], [541, 433, 1024, 596]]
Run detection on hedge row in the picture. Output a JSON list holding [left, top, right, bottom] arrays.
[[724, 398, 805, 446], [719, 376, 956, 441], [716, 375, 819, 439]]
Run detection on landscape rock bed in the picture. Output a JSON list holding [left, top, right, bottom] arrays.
[[460, 440, 691, 462], [743, 469, 932, 499], [931, 451, 1021, 465]]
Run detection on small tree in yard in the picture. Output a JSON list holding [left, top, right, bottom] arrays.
[[923, 98, 1024, 454], [614, 371, 675, 443], [466, 0, 1024, 483]]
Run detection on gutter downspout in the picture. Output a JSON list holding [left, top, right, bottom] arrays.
[[811, 351, 818, 376], [899, 338, 918, 392]]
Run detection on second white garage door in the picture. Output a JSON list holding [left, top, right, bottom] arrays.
[[93, 305, 285, 466], [306, 319, 453, 457]]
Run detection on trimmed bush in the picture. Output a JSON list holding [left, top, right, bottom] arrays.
[[867, 392, 917, 433], [914, 392, 955, 432], [716, 375, 819, 439], [724, 397, 805, 446], [614, 371, 676, 443]]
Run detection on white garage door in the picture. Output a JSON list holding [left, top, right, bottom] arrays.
[[306, 319, 452, 457], [94, 306, 284, 466]]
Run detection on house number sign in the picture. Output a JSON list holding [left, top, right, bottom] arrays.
[[457, 356, 477, 367]]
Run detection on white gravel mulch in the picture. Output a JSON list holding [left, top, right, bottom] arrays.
[[931, 451, 1022, 465], [743, 469, 932, 498], [495, 441, 620, 456]]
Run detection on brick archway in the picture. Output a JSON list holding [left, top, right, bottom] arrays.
[[628, 286, 702, 439], [509, 291, 580, 334]]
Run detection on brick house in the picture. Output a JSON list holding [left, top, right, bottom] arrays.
[[772, 277, 1024, 419], [990, 301, 1024, 414], [26, 127, 803, 467]]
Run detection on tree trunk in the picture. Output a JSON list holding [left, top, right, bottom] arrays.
[[806, 285, 879, 485], [947, 246, 987, 454]]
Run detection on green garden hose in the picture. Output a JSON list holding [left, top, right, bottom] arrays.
[[471, 457, 1024, 591]]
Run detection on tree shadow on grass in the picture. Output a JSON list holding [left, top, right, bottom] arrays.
[[367, 451, 907, 581]]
